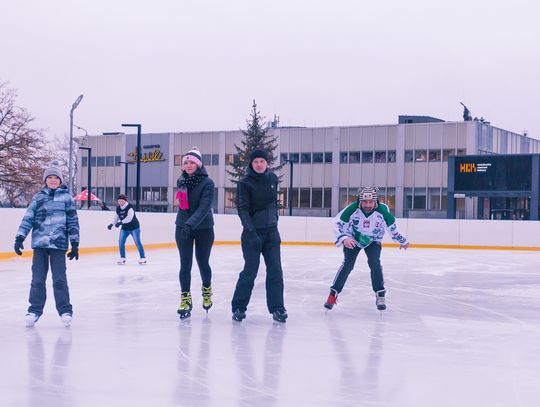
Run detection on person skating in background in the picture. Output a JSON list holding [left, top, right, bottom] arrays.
[[231, 149, 288, 323], [175, 147, 215, 319], [325, 186, 409, 311], [107, 194, 146, 265], [14, 165, 80, 327]]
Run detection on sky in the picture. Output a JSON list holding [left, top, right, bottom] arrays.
[[2, 0, 539, 140]]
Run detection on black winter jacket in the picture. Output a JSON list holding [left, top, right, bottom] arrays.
[[236, 167, 279, 231], [175, 167, 215, 230]]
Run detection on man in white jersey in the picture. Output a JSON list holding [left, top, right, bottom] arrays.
[[324, 186, 409, 311]]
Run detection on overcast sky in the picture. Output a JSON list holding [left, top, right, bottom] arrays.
[[3, 0, 539, 140]]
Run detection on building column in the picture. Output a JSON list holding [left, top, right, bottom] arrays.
[[394, 124, 405, 218], [331, 127, 340, 216]]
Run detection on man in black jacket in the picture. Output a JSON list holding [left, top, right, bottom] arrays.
[[231, 149, 288, 323]]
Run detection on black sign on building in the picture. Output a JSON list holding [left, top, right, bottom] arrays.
[[447, 154, 540, 220]]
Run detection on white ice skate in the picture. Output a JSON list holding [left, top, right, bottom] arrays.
[[139, 258, 147, 265], [376, 290, 386, 310], [25, 313, 39, 327], [61, 313, 73, 327], [117, 258, 126, 265]]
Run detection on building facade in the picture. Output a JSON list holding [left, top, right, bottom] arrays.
[[77, 118, 540, 219]]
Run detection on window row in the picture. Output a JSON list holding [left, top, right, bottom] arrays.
[[339, 151, 396, 164], [404, 149, 466, 163], [174, 154, 220, 166], [225, 188, 332, 209], [403, 187, 448, 210], [82, 156, 121, 167], [339, 187, 396, 211], [280, 152, 333, 164]]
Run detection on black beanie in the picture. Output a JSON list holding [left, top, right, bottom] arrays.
[[250, 149, 269, 163], [117, 194, 128, 201]]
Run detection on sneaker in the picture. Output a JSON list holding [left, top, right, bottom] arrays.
[[61, 313, 73, 327], [177, 292, 193, 319], [324, 289, 338, 310], [376, 290, 386, 310], [202, 286, 213, 311], [25, 313, 39, 327], [272, 309, 288, 323], [139, 258, 147, 265], [232, 309, 246, 322], [117, 258, 126, 265]]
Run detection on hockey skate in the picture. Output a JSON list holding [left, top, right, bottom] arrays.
[[202, 286, 213, 311], [117, 258, 126, 265], [232, 309, 246, 322], [25, 313, 39, 327], [272, 309, 288, 323], [376, 290, 386, 310], [138, 258, 147, 265], [177, 292, 192, 319], [324, 289, 338, 310], [61, 313, 73, 327]]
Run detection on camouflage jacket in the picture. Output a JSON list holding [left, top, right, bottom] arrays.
[[16, 185, 80, 251]]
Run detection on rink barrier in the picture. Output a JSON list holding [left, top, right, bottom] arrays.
[[1, 209, 540, 260]]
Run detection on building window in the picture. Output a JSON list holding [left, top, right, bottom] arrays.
[[300, 153, 312, 164], [290, 188, 299, 207], [97, 156, 105, 167], [174, 155, 183, 166], [375, 151, 386, 163], [225, 188, 236, 208], [323, 188, 332, 208], [324, 152, 333, 163], [428, 149, 441, 162], [82, 157, 87, 167], [442, 149, 455, 161], [349, 151, 361, 163], [428, 187, 441, 210], [339, 188, 356, 210], [288, 153, 299, 163], [386, 188, 395, 210], [280, 153, 288, 164], [312, 188, 323, 208], [362, 151, 373, 163], [441, 188, 448, 210], [405, 150, 414, 162], [211, 154, 219, 165], [456, 148, 466, 156], [115, 156, 121, 166], [300, 188, 310, 207], [106, 156, 115, 166], [90, 157, 97, 167], [202, 154, 212, 166], [415, 150, 427, 162], [340, 152, 348, 163], [312, 152, 324, 163], [404, 188, 413, 210], [414, 187, 427, 209], [279, 188, 287, 209], [387, 151, 396, 163]]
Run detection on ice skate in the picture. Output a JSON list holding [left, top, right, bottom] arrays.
[[25, 313, 39, 327], [117, 258, 126, 265], [232, 309, 246, 322], [61, 313, 73, 327], [376, 290, 386, 310], [201, 286, 213, 311], [272, 309, 288, 323], [324, 289, 338, 310], [177, 292, 192, 319], [138, 258, 147, 265]]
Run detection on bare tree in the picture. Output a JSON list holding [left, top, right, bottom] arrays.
[[0, 81, 53, 206]]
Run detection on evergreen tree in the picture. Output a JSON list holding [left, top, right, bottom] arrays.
[[226, 100, 283, 183]]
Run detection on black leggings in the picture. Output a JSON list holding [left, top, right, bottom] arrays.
[[175, 227, 214, 292]]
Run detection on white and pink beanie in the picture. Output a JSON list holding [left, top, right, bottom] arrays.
[[182, 147, 203, 168]]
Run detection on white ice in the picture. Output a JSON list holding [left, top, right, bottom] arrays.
[[1, 245, 540, 407]]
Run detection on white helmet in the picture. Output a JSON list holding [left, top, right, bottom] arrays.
[[358, 186, 378, 201]]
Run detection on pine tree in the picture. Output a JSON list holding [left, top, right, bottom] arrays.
[[226, 100, 283, 183]]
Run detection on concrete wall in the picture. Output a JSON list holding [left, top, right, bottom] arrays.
[[2, 208, 540, 259]]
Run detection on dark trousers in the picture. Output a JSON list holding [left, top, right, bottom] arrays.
[[331, 242, 384, 294], [28, 248, 72, 316], [231, 228, 285, 313], [175, 226, 214, 292]]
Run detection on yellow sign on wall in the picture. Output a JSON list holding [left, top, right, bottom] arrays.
[[127, 149, 166, 163]]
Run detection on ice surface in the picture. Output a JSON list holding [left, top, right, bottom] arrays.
[[1, 245, 540, 406]]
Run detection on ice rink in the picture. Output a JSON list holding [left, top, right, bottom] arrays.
[[1, 245, 539, 407]]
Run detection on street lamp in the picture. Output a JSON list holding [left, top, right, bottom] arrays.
[[79, 146, 92, 210], [285, 159, 295, 216], [119, 161, 134, 195], [69, 94, 84, 192], [121, 123, 142, 211]]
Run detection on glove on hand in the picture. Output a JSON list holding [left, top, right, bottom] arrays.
[[180, 224, 192, 239], [107, 224, 113, 230], [67, 242, 79, 261], [14, 236, 24, 256], [114, 221, 122, 228]]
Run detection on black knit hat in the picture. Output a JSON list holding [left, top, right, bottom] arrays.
[[117, 193, 128, 201], [250, 149, 269, 163]]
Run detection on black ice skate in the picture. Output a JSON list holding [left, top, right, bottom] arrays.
[[232, 309, 246, 322], [324, 289, 338, 310], [376, 290, 386, 310], [177, 292, 193, 319], [272, 309, 288, 323]]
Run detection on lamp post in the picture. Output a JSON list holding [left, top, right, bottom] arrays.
[[121, 124, 141, 211], [79, 147, 92, 210], [69, 95, 84, 192], [285, 159, 294, 216], [119, 161, 134, 195]]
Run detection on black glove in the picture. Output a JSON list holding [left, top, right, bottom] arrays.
[[67, 242, 79, 260], [180, 224, 192, 239], [14, 236, 24, 256], [248, 230, 262, 250], [107, 224, 113, 230], [115, 221, 122, 228]]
